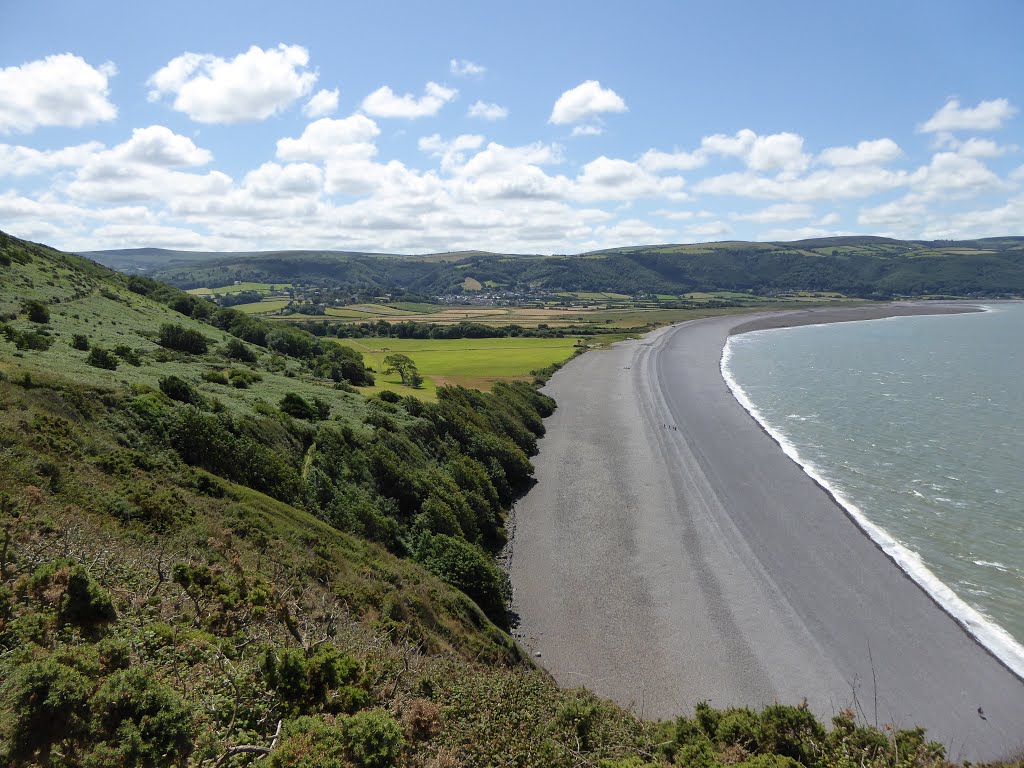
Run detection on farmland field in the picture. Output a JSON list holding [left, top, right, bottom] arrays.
[[186, 281, 292, 296], [334, 335, 582, 399]]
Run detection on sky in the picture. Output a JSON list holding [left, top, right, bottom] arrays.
[[1, 0, 1022, 254]]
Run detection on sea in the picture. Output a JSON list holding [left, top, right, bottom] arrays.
[[721, 302, 1024, 676]]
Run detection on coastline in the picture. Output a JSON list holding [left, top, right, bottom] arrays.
[[507, 302, 1024, 762], [720, 305, 1024, 682]]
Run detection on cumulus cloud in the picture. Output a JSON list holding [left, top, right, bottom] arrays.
[[686, 221, 731, 239], [699, 129, 809, 173], [571, 156, 685, 202], [731, 203, 814, 223], [303, 89, 339, 119], [112, 125, 212, 166], [818, 138, 902, 167], [242, 162, 322, 198], [549, 80, 627, 126], [696, 165, 909, 201], [361, 82, 457, 118], [276, 115, 380, 162], [419, 133, 486, 173], [147, 44, 317, 123], [571, 125, 604, 137], [919, 98, 1017, 133], [467, 101, 508, 120], [640, 148, 706, 172], [908, 152, 1008, 200], [950, 137, 1015, 158], [450, 59, 486, 77], [0, 142, 103, 177], [64, 127, 226, 202], [0, 54, 117, 134]]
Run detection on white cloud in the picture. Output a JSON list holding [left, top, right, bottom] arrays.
[[571, 156, 685, 202], [1011, 164, 1024, 182], [919, 195, 1024, 240], [697, 165, 908, 201], [450, 59, 486, 77], [0, 142, 103, 177], [954, 137, 1015, 158], [919, 98, 1017, 133], [858, 197, 927, 232], [591, 218, 672, 246], [731, 203, 814, 223], [760, 226, 839, 241], [908, 152, 1008, 200], [303, 89, 339, 119], [242, 162, 322, 198], [549, 80, 627, 126], [65, 129, 227, 202], [276, 115, 380, 162], [112, 125, 212, 166], [640, 148, 706, 172], [361, 82, 457, 119], [699, 129, 809, 173], [0, 54, 117, 134], [419, 133, 485, 173], [467, 101, 508, 120], [147, 44, 317, 124], [818, 138, 902, 167], [571, 125, 604, 137]]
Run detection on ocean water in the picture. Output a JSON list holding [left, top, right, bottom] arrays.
[[721, 303, 1024, 675]]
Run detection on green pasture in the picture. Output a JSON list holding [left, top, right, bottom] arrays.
[[186, 282, 292, 296], [233, 298, 290, 314], [335, 336, 581, 399]]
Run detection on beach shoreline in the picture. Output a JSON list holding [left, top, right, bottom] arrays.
[[507, 301, 1024, 762]]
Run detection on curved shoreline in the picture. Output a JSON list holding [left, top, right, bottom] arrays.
[[721, 310, 1024, 682], [508, 303, 1024, 762]]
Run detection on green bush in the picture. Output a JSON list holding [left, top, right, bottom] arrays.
[[260, 645, 368, 715], [0, 657, 91, 766], [87, 347, 118, 370], [87, 667, 194, 767], [202, 369, 230, 385], [229, 368, 262, 388], [267, 716, 349, 768], [29, 561, 116, 631], [71, 334, 90, 351], [223, 337, 258, 362], [159, 375, 202, 405], [280, 392, 327, 420], [157, 323, 208, 354], [343, 709, 404, 768], [414, 533, 509, 625], [24, 300, 49, 323], [112, 344, 142, 366]]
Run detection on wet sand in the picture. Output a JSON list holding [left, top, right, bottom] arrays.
[[507, 303, 1024, 762]]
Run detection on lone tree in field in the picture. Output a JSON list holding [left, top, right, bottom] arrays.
[[383, 353, 423, 388]]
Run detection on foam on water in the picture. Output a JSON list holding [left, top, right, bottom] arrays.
[[721, 330, 1024, 681]]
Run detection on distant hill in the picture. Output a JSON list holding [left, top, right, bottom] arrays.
[[124, 235, 1024, 298]]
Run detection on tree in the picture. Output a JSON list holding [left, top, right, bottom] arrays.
[[383, 353, 423, 388], [157, 323, 208, 354], [23, 300, 49, 324]]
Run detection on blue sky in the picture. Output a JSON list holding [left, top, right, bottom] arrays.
[[1, 0, 1022, 253]]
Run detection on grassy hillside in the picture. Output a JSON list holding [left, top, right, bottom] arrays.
[[2, 230, 1019, 767], [131, 236, 1024, 299]]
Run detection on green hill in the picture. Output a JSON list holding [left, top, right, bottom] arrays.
[[126, 236, 1024, 299], [0, 230, 1014, 767]]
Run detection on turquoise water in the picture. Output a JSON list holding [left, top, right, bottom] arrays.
[[722, 303, 1024, 671]]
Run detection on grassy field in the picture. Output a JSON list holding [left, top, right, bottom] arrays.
[[232, 297, 291, 314], [335, 335, 582, 400], [186, 281, 292, 296]]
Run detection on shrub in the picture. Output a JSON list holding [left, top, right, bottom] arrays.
[[29, 561, 117, 631], [223, 337, 258, 362], [280, 392, 317, 420], [157, 323, 208, 354], [0, 657, 91, 765], [159, 375, 201, 405], [202, 369, 230, 385], [24, 300, 49, 323], [71, 333, 90, 351], [87, 347, 118, 370], [343, 709, 404, 768], [414, 533, 509, 625], [229, 368, 262, 388], [112, 344, 142, 366], [267, 717, 349, 768], [260, 645, 368, 715], [88, 667, 194, 767]]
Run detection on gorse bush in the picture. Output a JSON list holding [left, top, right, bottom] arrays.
[[157, 323, 208, 354]]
